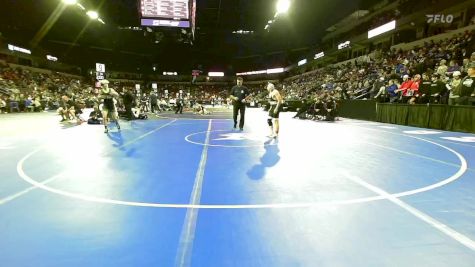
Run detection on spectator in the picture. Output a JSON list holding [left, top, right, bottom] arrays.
[[436, 59, 448, 77], [447, 71, 462, 105], [429, 74, 447, 104]]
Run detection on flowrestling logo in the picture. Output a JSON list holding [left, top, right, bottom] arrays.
[[426, 14, 454, 24]]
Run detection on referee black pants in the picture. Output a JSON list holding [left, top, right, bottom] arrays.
[[233, 103, 246, 129]]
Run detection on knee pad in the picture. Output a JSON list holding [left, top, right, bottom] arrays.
[[267, 118, 273, 126]]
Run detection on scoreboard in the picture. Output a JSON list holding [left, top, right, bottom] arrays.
[[140, 0, 189, 19], [139, 0, 195, 31]]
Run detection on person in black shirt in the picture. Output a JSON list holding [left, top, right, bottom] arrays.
[[417, 73, 432, 104], [175, 92, 184, 114], [150, 92, 159, 113], [229, 77, 250, 130], [122, 88, 135, 120], [429, 74, 447, 104]]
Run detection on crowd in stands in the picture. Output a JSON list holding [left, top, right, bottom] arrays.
[[1, 28, 475, 123], [280, 30, 475, 118], [0, 61, 258, 120]]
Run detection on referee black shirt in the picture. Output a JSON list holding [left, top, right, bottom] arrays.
[[230, 85, 249, 104]]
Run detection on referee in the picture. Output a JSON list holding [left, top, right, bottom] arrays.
[[230, 77, 249, 130]]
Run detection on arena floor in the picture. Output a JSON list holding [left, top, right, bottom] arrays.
[[1, 109, 475, 267]]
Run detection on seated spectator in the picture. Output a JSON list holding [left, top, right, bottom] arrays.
[[407, 74, 421, 104], [430, 74, 447, 104], [87, 109, 102, 125], [446, 60, 460, 76], [386, 79, 400, 103], [394, 74, 413, 102], [437, 59, 448, 77]]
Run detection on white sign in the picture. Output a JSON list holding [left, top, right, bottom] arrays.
[[368, 20, 396, 39], [8, 44, 31, 54], [46, 55, 58, 61], [338, 41, 350, 50], [96, 63, 106, 72], [314, 52, 325, 59], [426, 14, 454, 24]]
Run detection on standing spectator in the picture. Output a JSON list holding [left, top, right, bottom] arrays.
[[448, 71, 463, 105], [457, 62, 475, 105], [418, 73, 432, 104]]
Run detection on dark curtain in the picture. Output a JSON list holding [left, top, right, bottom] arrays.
[[376, 103, 475, 133]]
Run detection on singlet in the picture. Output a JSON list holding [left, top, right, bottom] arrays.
[[269, 90, 279, 105]]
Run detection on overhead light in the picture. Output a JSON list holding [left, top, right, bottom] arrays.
[[76, 3, 85, 10], [208, 72, 224, 77], [268, 20, 273, 24], [98, 18, 106, 24], [276, 0, 291, 14], [298, 59, 307, 66], [62, 0, 77, 5], [264, 25, 269, 30], [86, 11, 99, 20], [8, 44, 31, 54], [266, 68, 284, 74], [46, 55, 58, 61]]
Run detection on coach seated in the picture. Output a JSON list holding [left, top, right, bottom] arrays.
[[293, 99, 312, 119]]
